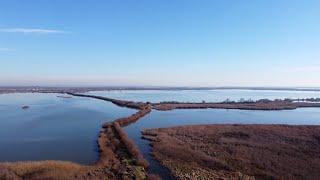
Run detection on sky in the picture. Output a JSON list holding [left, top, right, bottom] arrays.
[[0, 0, 319, 87]]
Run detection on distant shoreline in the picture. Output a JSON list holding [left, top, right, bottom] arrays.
[[1, 86, 320, 95]]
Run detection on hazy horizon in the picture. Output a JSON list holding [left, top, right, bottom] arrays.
[[1, 0, 320, 87], [1, 85, 320, 90]]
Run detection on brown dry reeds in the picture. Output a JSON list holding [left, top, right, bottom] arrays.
[[97, 104, 151, 171], [116, 105, 151, 127], [147, 174, 162, 180], [0, 161, 92, 180], [114, 105, 151, 168], [143, 124, 320, 179], [67, 93, 146, 110], [96, 128, 119, 167], [113, 122, 149, 168], [153, 101, 299, 111]]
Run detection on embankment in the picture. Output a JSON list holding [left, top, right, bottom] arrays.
[[70, 93, 154, 178], [152, 101, 320, 111], [97, 104, 151, 169], [67, 93, 146, 109]]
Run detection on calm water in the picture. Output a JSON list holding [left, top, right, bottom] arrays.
[[0, 93, 135, 164], [124, 108, 320, 178], [1, 90, 320, 177], [87, 89, 320, 103]]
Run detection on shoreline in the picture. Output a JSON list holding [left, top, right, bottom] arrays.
[[1, 86, 320, 95]]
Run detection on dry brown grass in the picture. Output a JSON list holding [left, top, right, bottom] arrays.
[[99, 105, 151, 169], [96, 128, 120, 168], [147, 174, 161, 180], [0, 161, 94, 180], [113, 121, 149, 168], [153, 100, 320, 111], [116, 105, 151, 127], [68, 93, 146, 110], [143, 124, 320, 180], [95, 105, 152, 178]]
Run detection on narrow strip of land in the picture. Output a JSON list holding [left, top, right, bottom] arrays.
[[95, 104, 152, 179], [67, 93, 147, 110], [152, 100, 320, 111]]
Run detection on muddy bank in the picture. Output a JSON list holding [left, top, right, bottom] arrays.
[[142, 124, 320, 180], [153, 100, 320, 111]]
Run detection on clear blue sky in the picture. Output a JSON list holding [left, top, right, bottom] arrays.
[[0, 0, 319, 87]]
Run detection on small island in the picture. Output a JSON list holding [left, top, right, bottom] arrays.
[[21, 106, 29, 110]]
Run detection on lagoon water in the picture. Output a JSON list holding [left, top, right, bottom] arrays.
[[1, 90, 320, 177], [0, 93, 135, 164], [87, 89, 320, 103]]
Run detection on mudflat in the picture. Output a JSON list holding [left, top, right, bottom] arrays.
[[142, 124, 320, 180]]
